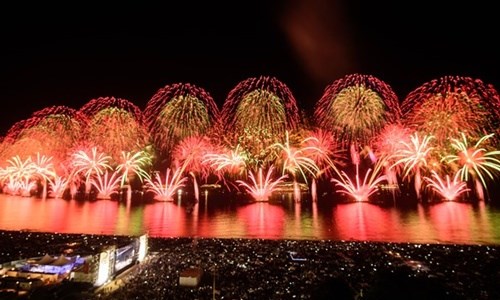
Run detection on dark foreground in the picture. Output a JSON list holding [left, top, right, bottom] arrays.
[[0, 230, 499, 299]]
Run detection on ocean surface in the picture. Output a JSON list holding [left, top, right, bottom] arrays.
[[2, 191, 500, 245]]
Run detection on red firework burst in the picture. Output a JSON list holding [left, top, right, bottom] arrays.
[[401, 75, 500, 148], [4, 106, 88, 142], [80, 96, 144, 124], [0, 106, 88, 171]]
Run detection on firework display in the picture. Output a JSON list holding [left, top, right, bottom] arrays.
[[0, 74, 499, 203]]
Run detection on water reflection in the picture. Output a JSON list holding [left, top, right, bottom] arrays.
[[237, 203, 286, 239], [426, 201, 496, 244], [333, 202, 402, 242], [143, 201, 186, 237], [0, 194, 499, 245]]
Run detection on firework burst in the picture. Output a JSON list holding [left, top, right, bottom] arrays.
[[270, 131, 320, 185], [144, 83, 220, 166], [0, 155, 36, 196], [90, 170, 122, 200], [31, 153, 56, 198], [115, 150, 153, 197], [71, 146, 113, 195], [202, 144, 248, 184], [313, 73, 401, 149], [424, 170, 470, 201], [172, 135, 218, 200], [371, 123, 411, 160], [300, 128, 345, 178], [331, 157, 388, 202], [401, 76, 500, 149], [371, 123, 412, 189], [172, 135, 216, 182], [442, 132, 500, 200], [219, 76, 301, 160], [390, 133, 435, 199], [0, 106, 88, 172], [144, 168, 188, 201], [80, 97, 150, 164], [48, 175, 69, 199], [236, 166, 288, 202]]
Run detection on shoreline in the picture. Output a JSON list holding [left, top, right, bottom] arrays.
[[1, 230, 500, 299]]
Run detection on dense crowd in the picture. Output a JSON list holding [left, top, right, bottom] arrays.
[[1, 230, 499, 299]]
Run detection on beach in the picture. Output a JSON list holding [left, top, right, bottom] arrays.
[[1, 230, 499, 299]]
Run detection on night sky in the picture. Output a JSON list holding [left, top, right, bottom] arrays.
[[1, 1, 498, 136]]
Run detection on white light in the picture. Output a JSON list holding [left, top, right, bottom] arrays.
[[138, 234, 148, 262], [96, 250, 111, 286]]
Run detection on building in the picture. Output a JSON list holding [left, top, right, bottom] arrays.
[[0, 233, 149, 297]]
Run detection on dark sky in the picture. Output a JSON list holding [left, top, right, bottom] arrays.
[[1, 1, 498, 136]]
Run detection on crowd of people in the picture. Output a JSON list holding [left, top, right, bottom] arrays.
[[1, 230, 499, 299]]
